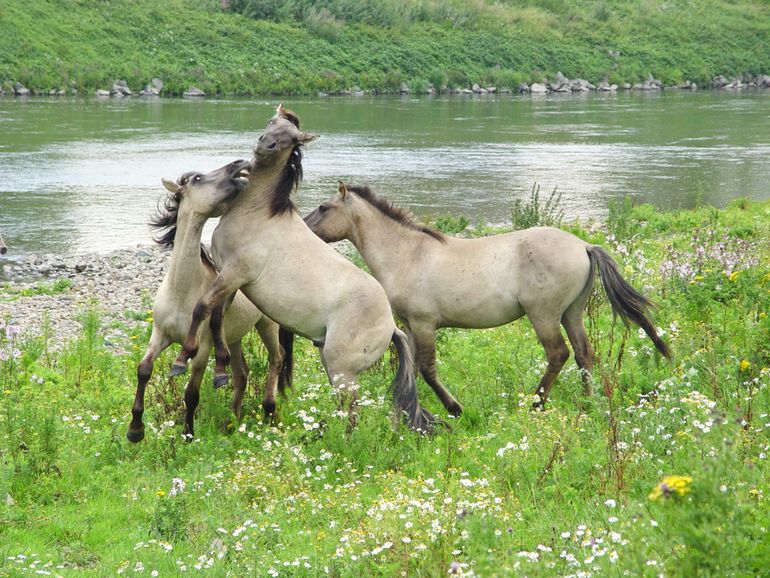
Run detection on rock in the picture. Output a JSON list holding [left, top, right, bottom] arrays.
[[139, 82, 160, 96], [111, 80, 132, 96], [529, 83, 548, 94], [460, 88, 473, 95], [317, 91, 328, 97], [472, 83, 481, 93], [75, 263, 87, 273], [183, 86, 206, 97], [622, 83, 632, 90], [13, 82, 30, 96], [517, 82, 530, 93], [399, 82, 409, 94], [572, 79, 594, 92], [151, 77, 163, 92], [96, 89, 110, 97], [487, 86, 497, 93], [756, 75, 770, 88], [712, 75, 728, 88]]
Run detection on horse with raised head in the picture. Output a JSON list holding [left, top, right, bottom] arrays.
[[170, 105, 436, 433], [304, 182, 671, 412], [127, 159, 290, 443]]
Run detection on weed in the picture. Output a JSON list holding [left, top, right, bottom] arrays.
[[511, 183, 564, 230]]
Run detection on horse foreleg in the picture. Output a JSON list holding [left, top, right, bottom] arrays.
[[128, 328, 170, 442], [411, 322, 463, 416], [254, 317, 284, 418], [171, 271, 241, 377], [320, 350, 360, 433], [530, 317, 570, 410]]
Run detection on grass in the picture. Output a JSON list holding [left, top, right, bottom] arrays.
[[1, 199, 769, 576], [0, 0, 769, 95]]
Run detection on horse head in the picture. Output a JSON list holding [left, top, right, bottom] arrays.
[[252, 103, 317, 170], [304, 181, 354, 243]]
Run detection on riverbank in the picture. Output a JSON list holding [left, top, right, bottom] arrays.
[[2, 0, 769, 97]]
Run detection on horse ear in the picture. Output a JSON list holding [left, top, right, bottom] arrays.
[[338, 180, 348, 199], [299, 132, 318, 144], [276, 102, 285, 117], [162, 178, 179, 193]]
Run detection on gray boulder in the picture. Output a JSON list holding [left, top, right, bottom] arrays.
[[111, 80, 132, 96], [530, 83, 548, 94], [517, 82, 530, 93], [13, 82, 30, 96], [183, 86, 206, 97], [399, 82, 409, 94], [96, 89, 111, 97], [712, 75, 728, 88], [472, 83, 481, 93]]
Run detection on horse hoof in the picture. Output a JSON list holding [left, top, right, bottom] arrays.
[[169, 362, 188, 377], [213, 373, 230, 389], [126, 427, 145, 443], [262, 399, 277, 418], [446, 401, 464, 417], [531, 401, 545, 411]]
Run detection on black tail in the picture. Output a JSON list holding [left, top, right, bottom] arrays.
[[277, 327, 294, 394], [588, 246, 671, 359], [391, 329, 437, 434]]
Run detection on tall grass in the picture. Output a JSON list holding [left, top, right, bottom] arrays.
[[1, 199, 768, 575]]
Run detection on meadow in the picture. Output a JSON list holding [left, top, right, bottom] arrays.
[[1, 197, 769, 576]]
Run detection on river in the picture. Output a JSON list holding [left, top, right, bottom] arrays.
[[1, 91, 768, 260]]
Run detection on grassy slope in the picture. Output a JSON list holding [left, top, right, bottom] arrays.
[[0, 199, 769, 576], [0, 0, 769, 95]]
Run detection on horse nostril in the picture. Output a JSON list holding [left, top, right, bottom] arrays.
[[258, 135, 264, 142], [267, 142, 276, 149]]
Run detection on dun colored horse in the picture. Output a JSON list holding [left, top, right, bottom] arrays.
[[127, 160, 289, 442], [171, 106, 436, 433], [305, 182, 671, 412]]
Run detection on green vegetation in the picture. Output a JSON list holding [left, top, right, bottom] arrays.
[[1, 0, 769, 95], [1, 199, 768, 576]]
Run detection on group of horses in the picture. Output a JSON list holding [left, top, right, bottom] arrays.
[[127, 104, 670, 443]]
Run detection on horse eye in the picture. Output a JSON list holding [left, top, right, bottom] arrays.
[[193, 175, 201, 183], [319, 204, 328, 213]]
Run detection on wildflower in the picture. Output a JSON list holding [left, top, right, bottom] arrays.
[[740, 359, 751, 372], [648, 475, 692, 501], [728, 271, 739, 282], [169, 477, 185, 497], [155, 490, 166, 498]]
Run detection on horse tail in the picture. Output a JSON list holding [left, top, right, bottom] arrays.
[[587, 246, 671, 359], [277, 327, 294, 393], [391, 328, 437, 434]]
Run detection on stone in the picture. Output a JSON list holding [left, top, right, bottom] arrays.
[[530, 83, 548, 94], [111, 80, 132, 96], [13, 82, 30, 96], [96, 89, 110, 97], [487, 86, 497, 93], [151, 77, 164, 92], [472, 83, 481, 93], [517, 82, 530, 93], [712, 75, 728, 88], [183, 86, 206, 97], [399, 82, 409, 94]]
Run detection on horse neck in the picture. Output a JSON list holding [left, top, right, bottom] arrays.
[[347, 199, 424, 282], [224, 163, 285, 218], [165, 207, 209, 288]]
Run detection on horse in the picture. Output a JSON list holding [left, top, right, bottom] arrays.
[[169, 105, 437, 433], [127, 159, 291, 443], [304, 181, 671, 412]]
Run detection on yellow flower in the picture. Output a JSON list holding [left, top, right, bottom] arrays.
[[693, 275, 704, 282], [739, 359, 751, 372], [729, 271, 739, 282], [649, 475, 693, 501], [760, 312, 767, 319], [155, 490, 166, 497]]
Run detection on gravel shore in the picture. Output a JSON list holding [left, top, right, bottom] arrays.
[[0, 245, 168, 350]]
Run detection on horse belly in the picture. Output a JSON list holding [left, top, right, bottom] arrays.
[[439, 293, 524, 329]]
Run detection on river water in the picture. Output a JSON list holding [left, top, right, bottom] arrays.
[[1, 91, 769, 260]]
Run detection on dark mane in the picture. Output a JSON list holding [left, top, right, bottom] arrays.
[[346, 184, 446, 243], [149, 172, 194, 248], [269, 143, 303, 217]]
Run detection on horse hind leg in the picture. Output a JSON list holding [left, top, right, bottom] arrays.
[[228, 341, 249, 423], [254, 317, 285, 419], [210, 301, 231, 389], [529, 316, 570, 410], [562, 309, 594, 397], [128, 328, 170, 443], [182, 354, 208, 441]]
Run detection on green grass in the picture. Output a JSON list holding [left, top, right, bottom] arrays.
[[0, 0, 769, 95], [1, 199, 769, 576]]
